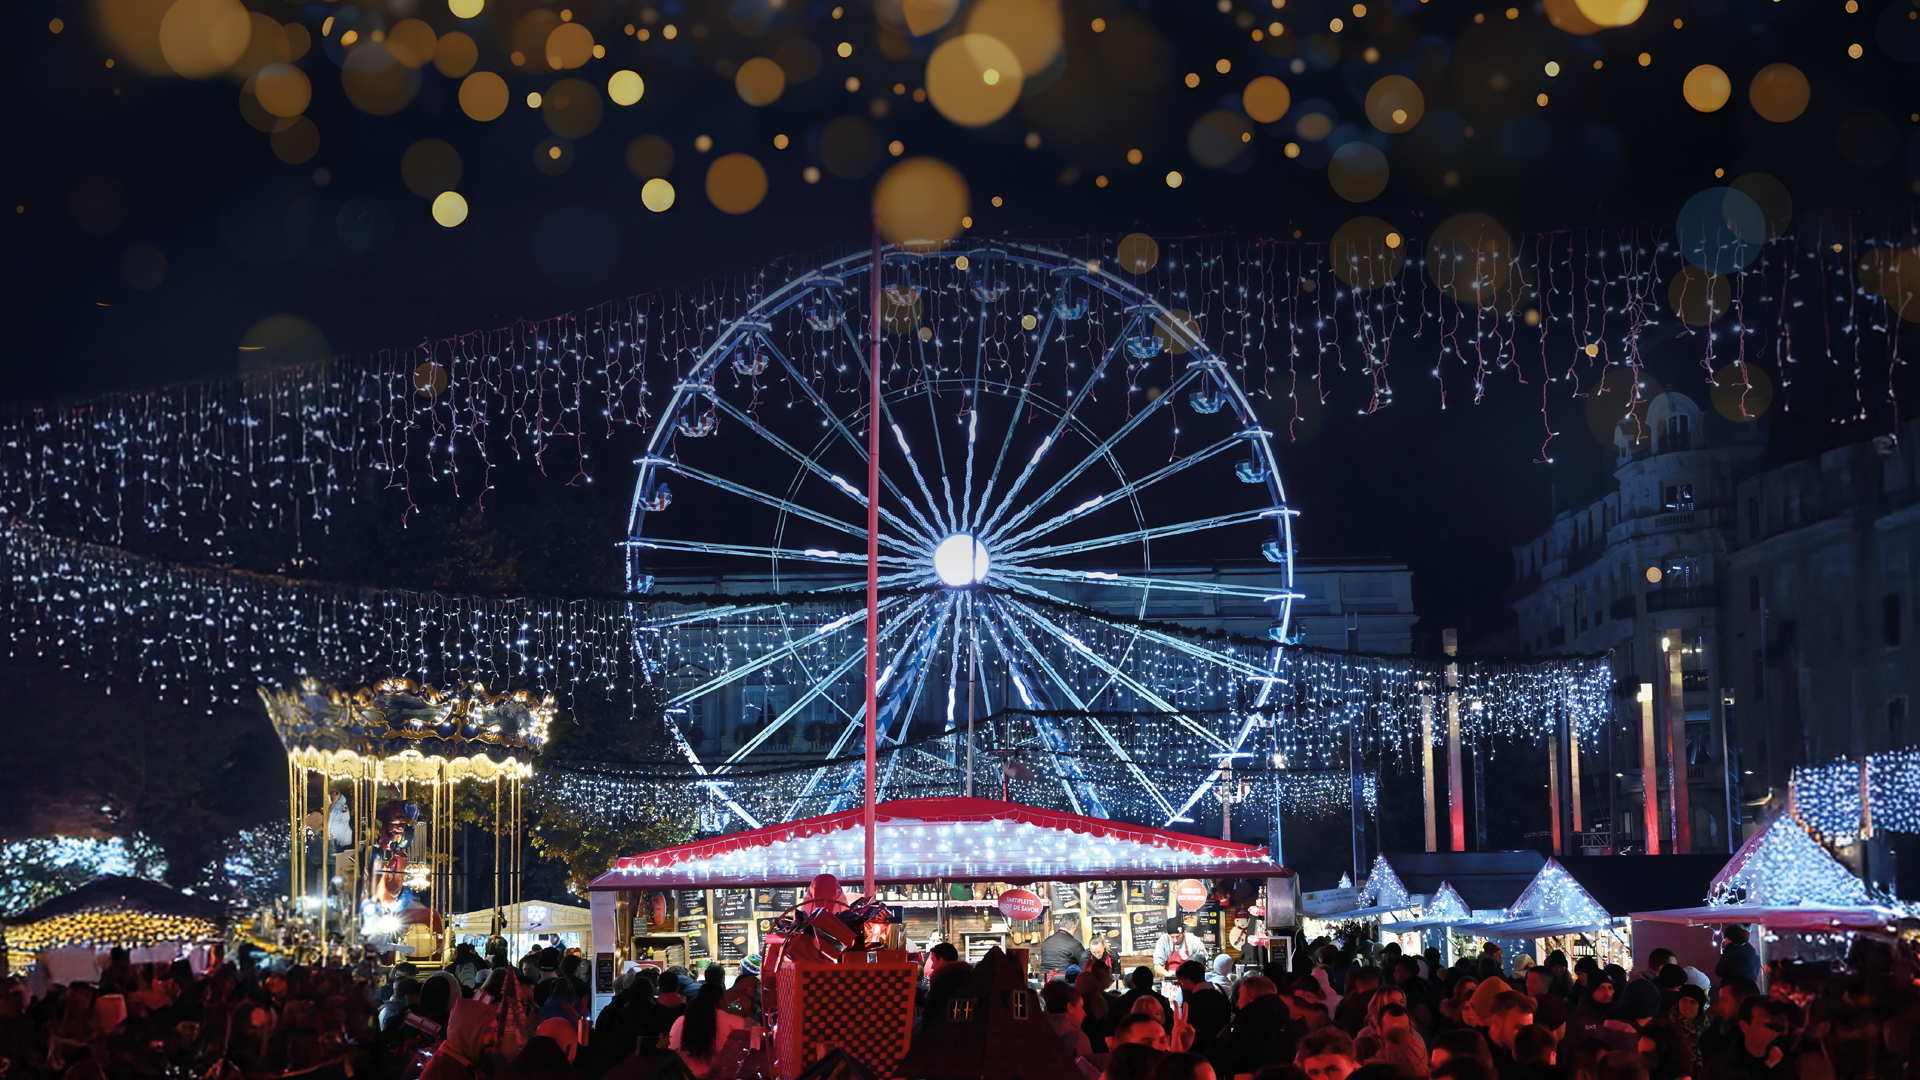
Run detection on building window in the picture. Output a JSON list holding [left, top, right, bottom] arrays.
[[1008, 991, 1029, 1019], [1666, 413, 1692, 451], [1663, 484, 1695, 511], [1887, 594, 1904, 648], [1749, 576, 1760, 613], [1747, 496, 1760, 539], [948, 999, 976, 1022]]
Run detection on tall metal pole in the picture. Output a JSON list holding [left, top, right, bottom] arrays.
[[1421, 693, 1437, 852], [1639, 683, 1661, 854], [965, 599, 978, 799], [863, 224, 883, 901], [1665, 636, 1692, 853], [1445, 629, 1465, 851]]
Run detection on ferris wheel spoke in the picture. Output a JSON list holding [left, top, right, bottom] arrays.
[[661, 594, 922, 708], [967, 304, 1064, 536], [988, 431, 1251, 552], [878, 397, 954, 536], [706, 395, 938, 548], [975, 597, 1101, 817], [641, 457, 918, 556], [790, 596, 950, 818], [820, 597, 954, 812], [984, 361, 1216, 543], [757, 333, 943, 547], [918, 389, 960, 532], [990, 603, 1180, 818], [971, 317, 1139, 538], [624, 537, 918, 570], [1000, 596, 1232, 752], [1159, 722, 1264, 829], [994, 565, 1285, 601], [999, 506, 1281, 565], [715, 596, 932, 766]]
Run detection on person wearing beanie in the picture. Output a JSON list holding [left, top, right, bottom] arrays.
[[1467, 977, 1514, 1032], [1620, 977, 1662, 1026]]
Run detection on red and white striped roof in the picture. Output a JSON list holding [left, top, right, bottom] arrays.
[[588, 798, 1289, 889]]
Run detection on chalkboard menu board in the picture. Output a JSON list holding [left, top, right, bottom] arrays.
[[1088, 881, 1123, 915], [677, 890, 708, 918], [1128, 911, 1165, 955], [1050, 882, 1081, 912], [717, 922, 752, 964], [719, 889, 752, 919], [1088, 915, 1123, 952], [1127, 881, 1170, 908], [596, 952, 615, 994], [684, 921, 710, 959], [769, 887, 799, 910]]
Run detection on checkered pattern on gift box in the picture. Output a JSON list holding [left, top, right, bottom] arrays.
[[774, 961, 915, 1080]]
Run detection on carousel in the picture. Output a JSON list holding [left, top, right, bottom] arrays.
[[261, 677, 550, 961]]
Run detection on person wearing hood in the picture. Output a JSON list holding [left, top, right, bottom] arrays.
[[1207, 975, 1297, 1079], [422, 999, 497, 1080], [1714, 925, 1762, 987]]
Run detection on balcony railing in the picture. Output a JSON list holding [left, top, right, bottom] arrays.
[[1645, 585, 1718, 612], [1610, 595, 1637, 620]]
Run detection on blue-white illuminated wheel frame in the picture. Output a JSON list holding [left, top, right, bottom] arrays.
[[625, 242, 1297, 830]]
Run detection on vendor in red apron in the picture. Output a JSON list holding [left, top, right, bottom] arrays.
[[1151, 917, 1210, 1000]]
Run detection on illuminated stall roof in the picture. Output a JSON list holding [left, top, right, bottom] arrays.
[[1380, 851, 1545, 912], [1390, 882, 1473, 932], [4, 876, 223, 952], [1632, 815, 1903, 931], [589, 798, 1290, 890]]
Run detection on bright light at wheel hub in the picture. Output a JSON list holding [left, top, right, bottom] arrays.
[[933, 534, 990, 587]]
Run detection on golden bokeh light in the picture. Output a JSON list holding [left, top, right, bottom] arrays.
[[401, 139, 461, 198], [1572, 0, 1644, 27], [121, 244, 166, 290], [1667, 265, 1730, 325], [627, 134, 674, 179], [1189, 110, 1253, 168], [901, 0, 962, 36], [458, 71, 508, 120], [1117, 232, 1160, 273], [1153, 308, 1200, 354], [1584, 368, 1662, 448], [1242, 75, 1291, 123], [342, 42, 421, 115], [1327, 141, 1388, 202], [873, 156, 970, 247], [1330, 216, 1405, 289], [1543, 0, 1602, 34], [1730, 172, 1792, 239], [1427, 212, 1515, 306], [694, 134, 714, 153], [965, 0, 1063, 79], [510, 9, 561, 72], [387, 19, 437, 68], [433, 31, 477, 77], [926, 33, 1024, 128], [541, 77, 603, 138], [533, 138, 573, 175], [546, 22, 594, 69], [1748, 62, 1809, 122], [93, 0, 175, 76], [641, 177, 676, 212], [1682, 64, 1731, 112], [269, 116, 319, 163], [1710, 362, 1774, 422], [158, 0, 252, 79], [1858, 247, 1920, 322], [238, 314, 329, 373], [449, 0, 483, 17], [706, 153, 769, 214], [413, 361, 449, 397], [735, 56, 786, 105], [239, 82, 296, 132], [1364, 74, 1423, 133], [285, 22, 310, 60], [227, 13, 289, 80], [1165, 170, 1183, 188], [609, 69, 645, 105], [254, 62, 310, 117], [431, 190, 469, 227]]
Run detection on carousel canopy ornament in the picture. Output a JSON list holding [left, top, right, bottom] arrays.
[[3, 876, 222, 953], [261, 677, 552, 784]]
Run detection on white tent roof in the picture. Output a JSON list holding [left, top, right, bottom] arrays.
[[450, 900, 591, 935]]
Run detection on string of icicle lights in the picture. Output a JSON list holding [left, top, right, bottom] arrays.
[[3, 226, 1915, 560], [1790, 747, 1920, 846], [3, 520, 1611, 803]]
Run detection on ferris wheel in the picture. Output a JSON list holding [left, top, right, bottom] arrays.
[[625, 241, 1298, 831]]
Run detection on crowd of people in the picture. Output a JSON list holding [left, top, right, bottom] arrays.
[[4, 925, 1918, 1080], [1028, 925, 1920, 1080]]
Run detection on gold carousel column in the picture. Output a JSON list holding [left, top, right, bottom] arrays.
[[493, 775, 503, 930]]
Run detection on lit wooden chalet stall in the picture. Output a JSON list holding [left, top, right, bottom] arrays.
[[584, 797, 1290, 1018]]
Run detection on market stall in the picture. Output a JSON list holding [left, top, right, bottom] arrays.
[[1632, 814, 1906, 976], [1372, 851, 1544, 966], [1299, 854, 1421, 954], [449, 899, 592, 957], [585, 797, 1291, 1017], [4, 876, 223, 983]]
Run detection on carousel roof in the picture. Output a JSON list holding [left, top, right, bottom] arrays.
[[589, 797, 1290, 889], [3, 876, 224, 951]]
